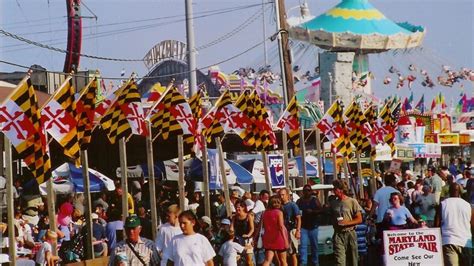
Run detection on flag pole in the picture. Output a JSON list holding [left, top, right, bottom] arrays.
[[261, 151, 272, 194], [356, 151, 364, 199], [282, 132, 290, 189], [146, 121, 158, 241], [202, 135, 211, 218], [178, 135, 186, 211], [299, 127, 307, 185], [80, 150, 94, 259], [4, 136, 16, 265], [333, 150, 338, 180], [119, 137, 129, 223], [43, 134, 58, 256], [342, 157, 351, 192], [315, 128, 325, 203], [216, 137, 232, 218], [369, 157, 377, 197]]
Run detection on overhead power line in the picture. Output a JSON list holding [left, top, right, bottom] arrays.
[[0, 36, 269, 80], [0, 4, 270, 61]]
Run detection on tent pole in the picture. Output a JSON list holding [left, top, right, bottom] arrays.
[[216, 137, 232, 217], [44, 134, 58, 256], [4, 136, 16, 265], [80, 150, 94, 259], [202, 135, 211, 218], [146, 121, 158, 240], [178, 135, 186, 211]]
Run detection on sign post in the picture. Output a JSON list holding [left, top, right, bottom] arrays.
[[119, 138, 129, 223], [202, 135, 211, 218], [216, 137, 232, 217], [282, 132, 290, 189]]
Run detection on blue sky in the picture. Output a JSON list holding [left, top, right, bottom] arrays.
[[0, 0, 472, 104]]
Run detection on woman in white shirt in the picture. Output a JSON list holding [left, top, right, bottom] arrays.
[[163, 210, 216, 266], [155, 204, 183, 266]]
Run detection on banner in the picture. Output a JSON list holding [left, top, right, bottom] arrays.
[[268, 154, 285, 188], [208, 149, 221, 190], [384, 228, 443, 266]]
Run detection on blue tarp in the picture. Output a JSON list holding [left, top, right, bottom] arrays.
[[140, 161, 166, 179], [68, 163, 109, 193], [293, 156, 318, 177], [187, 158, 254, 184]]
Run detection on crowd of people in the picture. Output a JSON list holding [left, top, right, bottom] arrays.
[[2, 157, 474, 266]]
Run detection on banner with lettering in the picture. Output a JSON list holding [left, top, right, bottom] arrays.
[[383, 228, 443, 266], [268, 154, 285, 188], [208, 149, 221, 190]]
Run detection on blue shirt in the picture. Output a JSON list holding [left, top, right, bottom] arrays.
[[386, 206, 413, 226], [282, 201, 300, 230], [106, 220, 124, 253]]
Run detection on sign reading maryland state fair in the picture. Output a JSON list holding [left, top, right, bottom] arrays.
[[383, 228, 443, 266]]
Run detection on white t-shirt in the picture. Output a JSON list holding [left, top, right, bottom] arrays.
[[218, 240, 244, 266], [373, 186, 399, 223], [35, 241, 52, 265], [163, 233, 216, 266], [441, 197, 472, 248], [155, 223, 182, 266]]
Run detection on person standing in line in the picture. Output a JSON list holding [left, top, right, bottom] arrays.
[[163, 210, 215, 266], [435, 183, 472, 266], [296, 185, 322, 266], [279, 188, 301, 266], [109, 215, 160, 266], [330, 180, 363, 266], [155, 204, 182, 266]]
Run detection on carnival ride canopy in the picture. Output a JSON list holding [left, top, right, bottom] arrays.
[[289, 0, 425, 52]]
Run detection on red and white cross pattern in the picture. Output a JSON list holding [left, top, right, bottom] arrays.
[[0, 100, 37, 146], [168, 103, 197, 136], [121, 102, 148, 136], [277, 110, 298, 133], [41, 100, 77, 142]]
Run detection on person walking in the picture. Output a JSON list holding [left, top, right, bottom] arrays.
[[109, 215, 160, 266], [330, 180, 363, 266], [155, 204, 182, 266], [261, 195, 289, 266], [279, 188, 301, 266], [370, 173, 398, 238], [413, 185, 436, 227], [231, 199, 254, 266], [296, 185, 322, 266], [384, 192, 418, 230], [435, 183, 472, 266], [163, 210, 215, 266]]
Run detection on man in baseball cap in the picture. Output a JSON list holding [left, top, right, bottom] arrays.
[[109, 215, 160, 265]]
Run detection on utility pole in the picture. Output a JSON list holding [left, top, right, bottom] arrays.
[[185, 0, 198, 96], [275, 0, 295, 106], [262, 0, 268, 67]]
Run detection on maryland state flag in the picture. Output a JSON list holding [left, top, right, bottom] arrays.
[[0, 77, 51, 184], [317, 100, 352, 158], [75, 78, 97, 150], [345, 102, 372, 155], [147, 85, 196, 145], [100, 80, 147, 144], [277, 96, 300, 153], [202, 90, 251, 143], [41, 77, 80, 161], [379, 103, 396, 156], [235, 90, 276, 150], [363, 104, 381, 158], [188, 90, 202, 121]]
